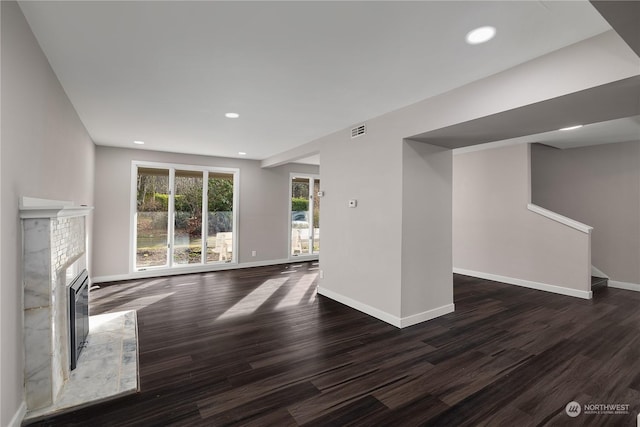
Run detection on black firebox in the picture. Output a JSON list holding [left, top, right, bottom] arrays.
[[69, 269, 89, 370]]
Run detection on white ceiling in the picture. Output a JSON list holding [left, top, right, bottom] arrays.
[[19, 1, 613, 161], [454, 116, 640, 154], [540, 116, 640, 149]]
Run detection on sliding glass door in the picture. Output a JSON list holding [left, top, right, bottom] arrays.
[[290, 174, 320, 257], [136, 167, 170, 268], [134, 162, 237, 271], [173, 169, 204, 265], [206, 173, 235, 263]]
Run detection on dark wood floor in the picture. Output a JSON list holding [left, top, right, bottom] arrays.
[[26, 262, 640, 426]]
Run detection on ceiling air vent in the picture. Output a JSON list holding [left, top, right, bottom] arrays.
[[351, 124, 366, 139]]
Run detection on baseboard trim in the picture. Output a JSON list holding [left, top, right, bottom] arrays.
[[93, 257, 319, 284], [317, 287, 401, 327], [400, 304, 455, 328], [608, 280, 640, 292], [317, 287, 454, 329], [8, 401, 26, 427], [453, 268, 592, 300]]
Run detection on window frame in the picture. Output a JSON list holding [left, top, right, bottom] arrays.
[[130, 160, 240, 273]]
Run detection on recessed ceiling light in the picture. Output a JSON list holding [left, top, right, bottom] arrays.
[[559, 125, 583, 131], [133, 140, 145, 145], [225, 113, 240, 119], [466, 26, 496, 45], [238, 151, 247, 156]]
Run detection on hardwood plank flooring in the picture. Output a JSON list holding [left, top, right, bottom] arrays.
[[25, 263, 640, 426]]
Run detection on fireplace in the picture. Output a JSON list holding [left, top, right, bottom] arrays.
[[21, 197, 93, 410], [69, 269, 89, 370]]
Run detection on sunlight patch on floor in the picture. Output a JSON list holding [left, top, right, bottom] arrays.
[[218, 277, 289, 320], [110, 292, 175, 312], [92, 278, 167, 302], [174, 281, 199, 287], [307, 287, 317, 304], [275, 273, 318, 310]]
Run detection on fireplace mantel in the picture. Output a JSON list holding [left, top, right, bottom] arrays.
[[20, 196, 93, 219]]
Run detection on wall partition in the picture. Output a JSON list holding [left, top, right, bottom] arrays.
[[132, 161, 238, 272]]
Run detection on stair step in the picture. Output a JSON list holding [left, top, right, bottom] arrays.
[[591, 276, 608, 290]]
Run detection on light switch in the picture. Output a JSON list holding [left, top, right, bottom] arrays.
[[348, 200, 357, 208]]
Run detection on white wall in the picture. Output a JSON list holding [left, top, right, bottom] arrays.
[[318, 122, 405, 320], [92, 146, 319, 279], [453, 144, 591, 298], [317, 134, 455, 328], [1, 2, 95, 424], [401, 140, 453, 319], [532, 141, 640, 284]]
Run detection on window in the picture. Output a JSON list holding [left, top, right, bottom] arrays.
[[136, 167, 170, 268], [290, 174, 320, 257], [133, 162, 238, 271]]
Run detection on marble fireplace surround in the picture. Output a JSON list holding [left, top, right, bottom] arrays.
[[20, 197, 93, 410], [21, 197, 140, 422]]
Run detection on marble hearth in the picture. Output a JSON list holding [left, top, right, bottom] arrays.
[[23, 310, 139, 423]]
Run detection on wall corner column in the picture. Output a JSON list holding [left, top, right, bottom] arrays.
[[400, 140, 454, 327]]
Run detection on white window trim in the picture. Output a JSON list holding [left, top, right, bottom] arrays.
[[130, 160, 240, 274]]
